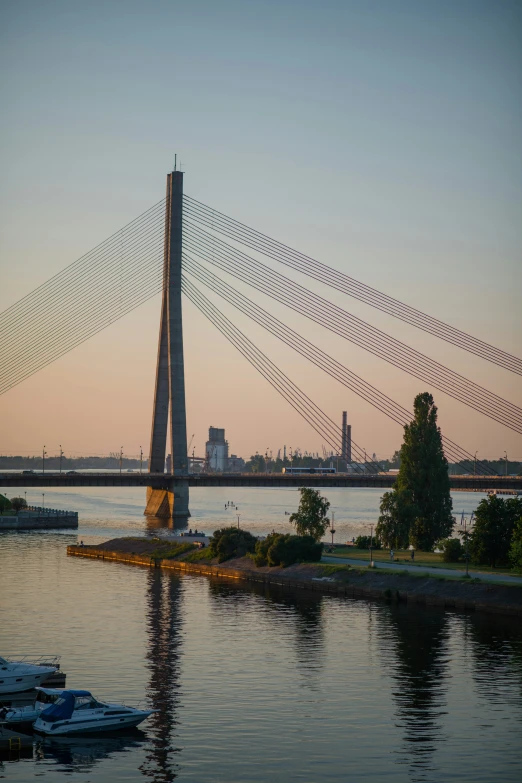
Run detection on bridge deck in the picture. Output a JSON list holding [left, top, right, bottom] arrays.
[[0, 472, 520, 491]]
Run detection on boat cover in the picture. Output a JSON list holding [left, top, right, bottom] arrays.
[[40, 690, 91, 721]]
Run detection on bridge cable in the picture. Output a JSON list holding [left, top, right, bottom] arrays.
[[182, 255, 498, 476], [0, 205, 165, 354], [182, 222, 522, 434], [183, 195, 522, 376], [0, 198, 165, 333], [181, 277, 380, 472]]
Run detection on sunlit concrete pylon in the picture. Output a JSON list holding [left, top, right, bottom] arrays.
[[145, 168, 189, 519]]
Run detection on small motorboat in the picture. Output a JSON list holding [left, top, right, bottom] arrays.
[[1, 687, 64, 726], [0, 655, 59, 694], [34, 689, 156, 735]]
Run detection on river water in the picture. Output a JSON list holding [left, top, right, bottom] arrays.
[[1, 486, 521, 782]]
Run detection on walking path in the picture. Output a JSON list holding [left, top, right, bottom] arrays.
[[321, 555, 522, 585]]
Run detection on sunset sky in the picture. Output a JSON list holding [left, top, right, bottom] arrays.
[[1, 0, 521, 462]]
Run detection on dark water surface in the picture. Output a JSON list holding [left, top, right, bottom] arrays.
[[1, 487, 521, 781]]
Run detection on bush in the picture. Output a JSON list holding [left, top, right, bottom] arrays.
[[354, 535, 382, 550], [0, 494, 12, 512], [254, 533, 323, 568], [209, 527, 257, 563], [440, 538, 464, 563], [10, 497, 27, 513]]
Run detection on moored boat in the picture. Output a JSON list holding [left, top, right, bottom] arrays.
[[0, 655, 59, 694], [1, 687, 64, 726], [33, 689, 156, 735]]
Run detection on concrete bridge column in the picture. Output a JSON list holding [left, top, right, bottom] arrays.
[[146, 166, 189, 519], [144, 482, 189, 519]]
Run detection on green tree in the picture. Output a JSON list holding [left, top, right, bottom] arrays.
[[470, 495, 522, 568], [509, 513, 522, 571], [10, 496, 28, 513], [390, 450, 401, 468], [376, 489, 414, 549], [0, 494, 13, 513], [383, 393, 453, 551], [289, 488, 330, 541]]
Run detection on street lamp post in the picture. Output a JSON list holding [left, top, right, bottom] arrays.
[[330, 511, 336, 547], [505, 451, 508, 477], [474, 451, 478, 477], [120, 447, 123, 475], [237, 513, 240, 529], [42, 446, 46, 474], [140, 447, 143, 474], [59, 445, 63, 474], [369, 524, 374, 566], [42, 493, 45, 510], [459, 511, 473, 578]]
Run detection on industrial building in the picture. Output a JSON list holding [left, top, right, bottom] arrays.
[[341, 410, 352, 469], [205, 426, 229, 472]]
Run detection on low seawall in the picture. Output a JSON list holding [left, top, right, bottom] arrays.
[[1, 512, 78, 530], [67, 544, 522, 619]]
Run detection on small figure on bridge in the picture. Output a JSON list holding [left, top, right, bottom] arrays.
[[411, 549, 415, 561]]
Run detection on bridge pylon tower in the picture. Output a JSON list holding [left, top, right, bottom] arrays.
[[145, 167, 189, 519]]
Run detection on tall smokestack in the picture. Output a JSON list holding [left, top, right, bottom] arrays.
[[342, 411, 347, 460], [346, 424, 352, 464]]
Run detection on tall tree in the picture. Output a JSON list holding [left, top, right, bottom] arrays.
[[378, 393, 453, 550]]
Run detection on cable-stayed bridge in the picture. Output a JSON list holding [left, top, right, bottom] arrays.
[[1, 167, 521, 517]]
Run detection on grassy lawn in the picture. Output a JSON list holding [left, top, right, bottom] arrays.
[[325, 547, 516, 577]]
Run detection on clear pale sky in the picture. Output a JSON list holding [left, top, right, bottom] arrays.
[[1, 0, 521, 462]]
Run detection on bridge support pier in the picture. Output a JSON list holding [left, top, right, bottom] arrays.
[[144, 483, 189, 519]]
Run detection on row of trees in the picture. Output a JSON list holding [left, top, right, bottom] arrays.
[[441, 494, 522, 569], [0, 495, 28, 513]]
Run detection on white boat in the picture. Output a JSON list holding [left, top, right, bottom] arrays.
[[0, 655, 59, 694], [1, 687, 64, 725], [34, 689, 156, 735]]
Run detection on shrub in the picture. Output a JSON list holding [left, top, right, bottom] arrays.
[[254, 533, 323, 568], [354, 535, 382, 550], [209, 527, 257, 563], [440, 538, 464, 563]]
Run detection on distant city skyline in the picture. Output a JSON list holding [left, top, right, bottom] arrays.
[[1, 1, 520, 460]]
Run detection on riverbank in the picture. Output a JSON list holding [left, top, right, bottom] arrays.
[[67, 539, 522, 618]]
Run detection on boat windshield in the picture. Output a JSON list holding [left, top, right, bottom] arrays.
[[74, 696, 104, 710], [36, 691, 60, 704]]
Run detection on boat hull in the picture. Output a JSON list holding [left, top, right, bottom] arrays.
[[0, 666, 57, 694], [34, 711, 153, 735]]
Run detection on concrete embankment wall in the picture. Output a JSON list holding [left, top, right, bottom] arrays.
[[1, 513, 78, 530], [67, 545, 522, 619]]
